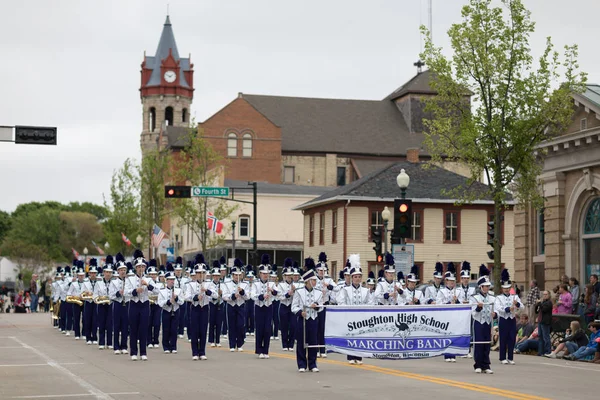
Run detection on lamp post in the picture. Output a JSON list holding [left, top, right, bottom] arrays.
[[104, 242, 110, 250], [83, 247, 89, 265], [396, 169, 410, 245], [381, 206, 391, 255], [231, 221, 236, 261]]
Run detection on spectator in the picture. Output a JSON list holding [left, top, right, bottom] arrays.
[[590, 274, 600, 295], [44, 277, 52, 312], [526, 280, 540, 322], [560, 274, 570, 287], [583, 284, 597, 324], [544, 320, 588, 359], [14, 290, 26, 313], [515, 326, 539, 354], [535, 290, 553, 357], [555, 284, 573, 315], [29, 274, 40, 313], [564, 322, 600, 361], [569, 278, 580, 314], [24, 292, 31, 313], [15, 273, 25, 293], [516, 314, 534, 346]]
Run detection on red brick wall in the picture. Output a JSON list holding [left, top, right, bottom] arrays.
[[200, 98, 282, 183]]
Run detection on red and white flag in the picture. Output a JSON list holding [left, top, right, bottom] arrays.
[[121, 232, 132, 246], [91, 241, 105, 255], [207, 211, 224, 234], [71, 248, 80, 259]]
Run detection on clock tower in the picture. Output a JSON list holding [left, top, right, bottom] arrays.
[[140, 15, 194, 155]]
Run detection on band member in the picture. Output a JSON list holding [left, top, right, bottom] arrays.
[[158, 267, 183, 354], [251, 254, 278, 359], [173, 257, 188, 339], [60, 264, 75, 335], [458, 261, 475, 359], [495, 269, 522, 365], [82, 260, 99, 344], [146, 261, 161, 348], [337, 254, 374, 365], [270, 267, 280, 341], [125, 250, 157, 361], [93, 262, 113, 350], [109, 253, 129, 355], [66, 266, 86, 339], [278, 258, 296, 351], [374, 253, 403, 306], [366, 278, 376, 293], [292, 268, 323, 373], [208, 266, 224, 347], [425, 262, 444, 304], [470, 265, 496, 374], [187, 255, 217, 360], [51, 268, 63, 329], [437, 263, 463, 362], [222, 259, 250, 352], [315, 252, 336, 358], [402, 265, 424, 305], [219, 259, 229, 338], [343, 262, 351, 287], [245, 265, 255, 336]]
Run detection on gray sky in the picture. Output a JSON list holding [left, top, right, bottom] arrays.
[[0, 0, 597, 213]]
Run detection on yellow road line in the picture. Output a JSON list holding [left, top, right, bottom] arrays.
[[213, 346, 549, 400]]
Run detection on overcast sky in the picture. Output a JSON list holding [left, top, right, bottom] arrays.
[[0, 0, 597, 213]]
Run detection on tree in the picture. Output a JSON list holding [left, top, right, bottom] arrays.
[[168, 128, 237, 254], [11, 201, 64, 219], [0, 210, 11, 244], [58, 211, 104, 260], [65, 202, 109, 220], [103, 158, 142, 256], [419, 0, 586, 288]]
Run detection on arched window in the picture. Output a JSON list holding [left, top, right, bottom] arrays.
[[227, 133, 237, 157], [182, 108, 188, 123], [242, 133, 253, 157], [149, 107, 156, 132], [165, 106, 174, 126], [584, 198, 600, 234]]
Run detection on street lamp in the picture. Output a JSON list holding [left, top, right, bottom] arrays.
[[396, 168, 410, 199], [83, 247, 89, 265], [104, 242, 110, 250], [231, 221, 236, 261], [381, 206, 391, 255], [136, 235, 143, 246]]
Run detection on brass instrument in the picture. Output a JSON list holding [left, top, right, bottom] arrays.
[[94, 296, 110, 305], [149, 295, 158, 305], [66, 295, 83, 306], [81, 291, 93, 301], [51, 300, 61, 320]]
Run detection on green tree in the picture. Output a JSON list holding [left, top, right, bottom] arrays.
[[58, 211, 104, 260], [169, 129, 237, 254], [11, 201, 65, 219], [0, 210, 11, 244], [103, 158, 142, 256], [65, 202, 109, 220], [419, 0, 586, 288]]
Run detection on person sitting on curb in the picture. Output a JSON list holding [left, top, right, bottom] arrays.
[[544, 320, 588, 359], [564, 322, 600, 361]]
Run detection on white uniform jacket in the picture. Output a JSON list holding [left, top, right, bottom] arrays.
[[66, 280, 86, 298], [81, 279, 98, 303], [222, 279, 250, 307], [93, 279, 112, 303], [337, 285, 374, 306], [374, 280, 402, 305], [59, 279, 72, 301], [51, 281, 62, 302], [109, 277, 128, 304], [494, 293, 523, 320], [315, 277, 337, 304], [158, 286, 184, 312], [277, 280, 295, 307], [251, 280, 278, 307], [124, 275, 158, 303], [291, 287, 324, 320], [458, 284, 476, 304], [400, 287, 424, 305], [174, 276, 190, 291], [436, 286, 465, 305], [424, 284, 443, 304], [185, 279, 218, 307], [470, 293, 496, 324]]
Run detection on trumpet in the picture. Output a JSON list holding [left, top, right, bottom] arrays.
[[94, 296, 110, 305], [81, 291, 93, 301], [149, 294, 158, 305], [66, 296, 83, 306]]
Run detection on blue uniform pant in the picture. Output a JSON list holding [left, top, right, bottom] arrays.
[[177, 302, 187, 336], [226, 304, 245, 349], [186, 302, 192, 339], [245, 300, 255, 334], [112, 302, 128, 351], [162, 308, 179, 352], [84, 302, 97, 341], [64, 302, 73, 331], [473, 321, 491, 370], [221, 303, 228, 335], [498, 317, 516, 361], [296, 316, 318, 370], [148, 304, 161, 346], [272, 301, 280, 338], [72, 304, 83, 337], [97, 304, 113, 347], [317, 307, 326, 354], [190, 305, 209, 357], [255, 305, 273, 354], [208, 302, 223, 344], [279, 304, 294, 349], [129, 301, 149, 356], [59, 301, 66, 331]]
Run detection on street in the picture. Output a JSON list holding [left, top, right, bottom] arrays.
[[0, 313, 596, 400]]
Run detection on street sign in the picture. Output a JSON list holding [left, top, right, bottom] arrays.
[[15, 125, 57, 145], [391, 243, 414, 276], [191, 186, 230, 197]]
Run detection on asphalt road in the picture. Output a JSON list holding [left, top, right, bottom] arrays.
[[0, 313, 597, 400]]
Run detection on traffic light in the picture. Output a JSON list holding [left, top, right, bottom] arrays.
[[372, 226, 382, 260], [15, 126, 57, 145], [393, 199, 412, 239], [487, 220, 495, 260], [164, 185, 191, 198]]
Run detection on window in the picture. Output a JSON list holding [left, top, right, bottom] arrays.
[[319, 213, 325, 245], [149, 107, 156, 132], [242, 133, 253, 157], [330, 261, 337, 281], [227, 133, 237, 157], [182, 108, 188, 123], [284, 166, 295, 183], [487, 211, 505, 245], [165, 106, 173, 126], [309, 215, 314, 247], [581, 118, 588, 131], [444, 210, 460, 243], [337, 167, 346, 186], [410, 210, 423, 242], [584, 199, 600, 234], [239, 216, 249, 237], [332, 210, 338, 244], [370, 209, 383, 240]]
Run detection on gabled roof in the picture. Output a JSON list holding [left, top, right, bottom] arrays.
[[242, 94, 425, 156], [579, 84, 600, 109], [164, 125, 194, 148], [144, 16, 191, 88], [224, 179, 333, 196], [384, 70, 437, 101], [295, 162, 511, 210]]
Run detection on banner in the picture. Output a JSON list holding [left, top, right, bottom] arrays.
[[324, 305, 471, 360]]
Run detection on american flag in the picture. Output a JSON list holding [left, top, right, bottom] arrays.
[[91, 241, 105, 255], [121, 232, 132, 246], [152, 224, 166, 248], [207, 211, 224, 234], [71, 248, 80, 259]]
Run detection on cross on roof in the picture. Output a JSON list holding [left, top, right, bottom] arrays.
[[414, 60, 425, 74]]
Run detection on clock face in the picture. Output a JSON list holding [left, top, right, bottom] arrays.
[[164, 70, 176, 83]]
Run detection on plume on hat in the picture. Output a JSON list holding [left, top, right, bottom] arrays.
[[115, 252, 125, 263], [234, 258, 243, 268], [133, 249, 144, 259], [260, 254, 270, 266], [345, 259, 351, 268], [397, 271, 405, 281], [318, 252, 327, 263], [410, 265, 419, 277], [447, 262, 455, 274], [77, 260, 84, 269], [479, 264, 490, 278], [338, 270, 344, 280], [462, 261, 471, 272], [149, 259, 157, 268], [246, 264, 254, 274], [212, 260, 220, 269], [72, 258, 78, 266], [195, 253, 205, 265], [385, 252, 394, 266], [219, 256, 226, 265], [378, 269, 384, 278], [284, 257, 293, 268], [105, 255, 114, 265], [368, 271, 375, 279], [348, 254, 360, 270], [435, 262, 443, 274], [293, 260, 299, 269], [89, 258, 97, 267], [501, 268, 510, 282], [304, 257, 315, 271], [126, 261, 132, 269], [166, 263, 174, 273]]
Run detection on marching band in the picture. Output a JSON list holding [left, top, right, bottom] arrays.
[[49, 250, 505, 373]]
